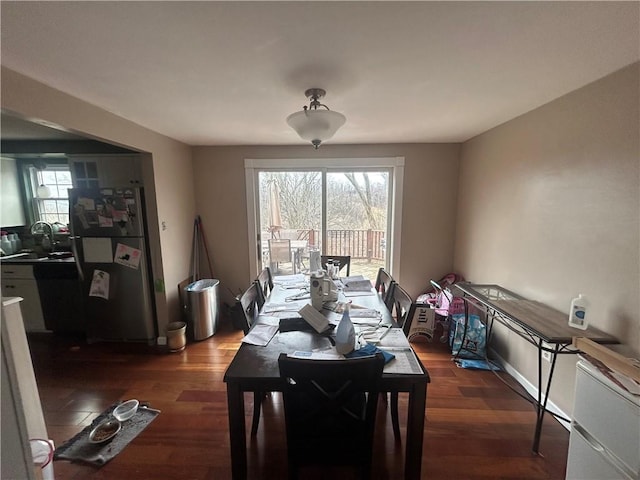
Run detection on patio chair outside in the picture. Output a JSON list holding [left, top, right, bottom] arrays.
[[269, 239, 293, 274]]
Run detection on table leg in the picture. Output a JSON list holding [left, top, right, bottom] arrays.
[[227, 383, 247, 480], [404, 382, 427, 479], [532, 344, 559, 454]]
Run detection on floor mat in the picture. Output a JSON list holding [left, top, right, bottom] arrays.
[[53, 402, 160, 466]]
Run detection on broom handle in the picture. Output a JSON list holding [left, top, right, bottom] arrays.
[[196, 215, 215, 278]]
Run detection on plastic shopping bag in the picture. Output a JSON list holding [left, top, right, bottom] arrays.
[[449, 313, 486, 359]]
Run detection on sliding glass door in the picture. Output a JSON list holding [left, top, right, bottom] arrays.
[[249, 159, 399, 280]]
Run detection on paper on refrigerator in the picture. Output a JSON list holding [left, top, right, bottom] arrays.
[[114, 243, 142, 270], [82, 237, 113, 263], [89, 269, 110, 299]]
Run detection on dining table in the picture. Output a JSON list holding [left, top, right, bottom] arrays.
[[224, 274, 430, 479]]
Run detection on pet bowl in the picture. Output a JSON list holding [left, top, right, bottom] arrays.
[[113, 399, 139, 421], [89, 418, 121, 444]]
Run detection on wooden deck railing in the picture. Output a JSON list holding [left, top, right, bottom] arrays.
[[297, 229, 385, 261]]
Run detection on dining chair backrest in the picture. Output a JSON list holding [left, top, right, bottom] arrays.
[[278, 352, 384, 479], [239, 281, 261, 334], [374, 268, 395, 311], [320, 255, 351, 276], [255, 267, 273, 308], [269, 239, 292, 263], [390, 283, 415, 335]]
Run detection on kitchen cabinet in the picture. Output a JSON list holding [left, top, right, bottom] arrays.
[[69, 157, 100, 189], [101, 154, 143, 186], [2, 259, 85, 334], [69, 154, 142, 188], [1, 264, 46, 332], [1, 157, 27, 227]]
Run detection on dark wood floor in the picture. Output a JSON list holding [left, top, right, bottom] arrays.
[[28, 320, 569, 479]]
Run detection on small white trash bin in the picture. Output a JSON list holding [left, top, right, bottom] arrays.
[[167, 321, 187, 352]]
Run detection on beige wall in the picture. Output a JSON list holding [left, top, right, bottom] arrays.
[[192, 144, 460, 307], [455, 63, 640, 414], [1, 67, 197, 336]]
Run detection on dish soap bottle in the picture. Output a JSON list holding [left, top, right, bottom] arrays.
[[568, 294, 588, 330], [335, 301, 355, 355], [9, 233, 20, 253], [1, 234, 12, 255], [41, 234, 52, 252]]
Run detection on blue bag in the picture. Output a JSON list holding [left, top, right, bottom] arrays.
[[449, 313, 486, 359]]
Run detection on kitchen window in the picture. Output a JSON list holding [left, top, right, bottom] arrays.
[[30, 165, 72, 225]]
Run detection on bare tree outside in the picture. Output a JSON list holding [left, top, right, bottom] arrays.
[[259, 172, 321, 233], [278, 172, 321, 230], [330, 172, 388, 230]]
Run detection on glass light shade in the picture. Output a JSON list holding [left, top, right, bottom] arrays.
[[37, 184, 51, 198], [286, 109, 346, 144]]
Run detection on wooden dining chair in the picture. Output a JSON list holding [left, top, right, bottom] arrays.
[[320, 255, 351, 276], [374, 267, 395, 311], [255, 267, 273, 309], [239, 281, 261, 335], [239, 281, 267, 435], [388, 283, 416, 440], [278, 352, 385, 480]]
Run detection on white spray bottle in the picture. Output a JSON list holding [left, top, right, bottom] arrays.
[[335, 301, 356, 355], [568, 294, 588, 330]]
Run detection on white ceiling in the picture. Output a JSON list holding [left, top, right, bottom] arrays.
[[1, 114, 87, 141], [1, 1, 638, 146]]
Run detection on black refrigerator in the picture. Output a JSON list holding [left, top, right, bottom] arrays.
[[69, 187, 156, 343]]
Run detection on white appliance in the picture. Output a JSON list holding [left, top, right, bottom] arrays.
[[566, 358, 639, 480], [309, 270, 338, 311]]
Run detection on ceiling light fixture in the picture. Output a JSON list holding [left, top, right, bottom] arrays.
[[37, 184, 51, 198], [286, 88, 346, 149], [34, 162, 51, 198]]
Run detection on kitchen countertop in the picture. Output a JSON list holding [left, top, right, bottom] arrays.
[[1, 253, 75, 265]]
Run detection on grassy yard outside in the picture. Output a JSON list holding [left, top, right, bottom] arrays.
[[348, 258, 384, 281]]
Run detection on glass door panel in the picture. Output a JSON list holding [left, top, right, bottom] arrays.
[[258, 171, 322, 275], [326, 171, 389, 279]]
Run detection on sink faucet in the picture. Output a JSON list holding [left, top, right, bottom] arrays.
[[30, 221, 54, 237], [30, 221, 55, 251]]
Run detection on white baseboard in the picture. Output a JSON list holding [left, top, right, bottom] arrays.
[[490, 348, 571, 431], [156, 336, 167, 346]]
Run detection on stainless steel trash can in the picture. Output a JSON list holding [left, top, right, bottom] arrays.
[[185, 279, 219, 340]]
